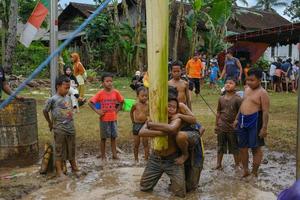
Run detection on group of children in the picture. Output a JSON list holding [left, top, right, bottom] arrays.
[[43, 58, 270, 196]]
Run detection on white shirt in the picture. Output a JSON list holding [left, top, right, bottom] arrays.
[[269, 64, 276, 76]]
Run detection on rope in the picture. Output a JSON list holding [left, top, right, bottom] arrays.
[[199, 93, 217, 116], [0, 0, 112, 109]]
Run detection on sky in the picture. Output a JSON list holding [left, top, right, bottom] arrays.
[[59, 0, 291, 20]]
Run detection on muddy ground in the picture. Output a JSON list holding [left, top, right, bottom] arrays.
[[0, 145, 295, 200]]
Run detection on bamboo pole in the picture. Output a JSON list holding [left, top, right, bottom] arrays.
[[146, 0, 169, 151]]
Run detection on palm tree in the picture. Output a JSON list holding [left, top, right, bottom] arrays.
[[253, 0, 288, 11]]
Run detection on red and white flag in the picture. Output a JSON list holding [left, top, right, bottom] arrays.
[[20, 0, 49, 47]]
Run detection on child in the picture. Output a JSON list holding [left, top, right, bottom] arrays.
[[130, 86, 149, 162], [274, 65, 285, 92], [71, 52, 86, 104], [43, 75, 79, 177], [169, 61, 191, 109], [64, 66, 80, 111], [235, 68, 270, 177], [209, 59, 219, 89], [89, 73, 124, 160], [215, 78, 242, 170]]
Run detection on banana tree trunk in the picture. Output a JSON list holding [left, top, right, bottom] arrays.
[[4, 0, 18, 74], [134, 0, 142, 70], [122, 0, 131, 26], [146, 0, 169, 151], [172, 0, 184, 61]]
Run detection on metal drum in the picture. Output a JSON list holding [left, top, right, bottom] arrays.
[[0, 99, 39, 166]]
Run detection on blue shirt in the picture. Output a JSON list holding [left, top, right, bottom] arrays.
[[225, 57, 239, 78], [210, 66, 219, 79]]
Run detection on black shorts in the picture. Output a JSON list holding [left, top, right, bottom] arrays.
[[274, 76, 281, 84], [189, 78, 200, 94], [132, 123, 144, 135]]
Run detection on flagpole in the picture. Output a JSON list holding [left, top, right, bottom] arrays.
[[50, 0, 58, 95]]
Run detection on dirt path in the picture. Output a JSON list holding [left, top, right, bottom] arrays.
[[0, 148, 295, 200]]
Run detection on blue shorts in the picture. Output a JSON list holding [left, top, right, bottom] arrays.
[[237, 112, 265, 148], [100, 121, 118, 139], [210, 76, 217, 83]]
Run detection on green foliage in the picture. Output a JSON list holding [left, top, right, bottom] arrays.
[[12, 42, 49, 77], [284, 0, 300, 22], [253, 57, 270, 70], [86, 69, 97, 78]]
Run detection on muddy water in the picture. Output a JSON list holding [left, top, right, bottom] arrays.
[[20, 148, 294, 200]]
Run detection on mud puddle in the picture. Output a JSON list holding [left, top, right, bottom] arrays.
[[1, 148, 295, 200]]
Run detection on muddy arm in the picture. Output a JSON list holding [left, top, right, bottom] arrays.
[[139, 123, 167, 137], [178, 103, 196, 124], [147, 118, 182, 135]]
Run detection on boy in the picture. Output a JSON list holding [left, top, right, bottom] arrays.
[[89, 73, 124, 160], [130, 86, 149, 162], [169, 61, 191, 109], [139, 97, 186, 197], [209, 59, 219, 89], [43, 75, 79, 177], [215, 78, 242, 170], [235, 68, 270, 177]]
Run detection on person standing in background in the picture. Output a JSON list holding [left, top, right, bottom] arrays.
[[220, 50, 243, 82], [71, 53, 86, 104]]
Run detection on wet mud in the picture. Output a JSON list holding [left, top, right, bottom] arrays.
[[0, 148, 295, 200]]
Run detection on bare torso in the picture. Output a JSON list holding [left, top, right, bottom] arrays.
[[240, 86, 267, 115], [133, 102, 149, 123], [168, 79, 188, 104]]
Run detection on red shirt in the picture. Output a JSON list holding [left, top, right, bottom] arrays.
[[90, 89, 124, 122]]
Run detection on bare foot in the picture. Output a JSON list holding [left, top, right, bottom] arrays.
[[251, 171, 258, 177], [56, 172, 68, 181], [175, 155, 188, 165], [242, 171, 251, 178], [214, 165, 223, 170], [112, 155, 119, 160]]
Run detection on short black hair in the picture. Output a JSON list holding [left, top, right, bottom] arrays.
[[295, 61, 299, 65], [171, 60, 183, 70], [136, 86, 148, 95], [101, 72, 113, 82], [248, 68, 263, 79], [225, 77, 237, 85], [168, 86, 178, 99], [56, 75, 70, 87]]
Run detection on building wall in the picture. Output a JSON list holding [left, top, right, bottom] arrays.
[[264, 43, 300, 62]]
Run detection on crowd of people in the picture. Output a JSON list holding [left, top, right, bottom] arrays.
[[39, 50, 273, 198]]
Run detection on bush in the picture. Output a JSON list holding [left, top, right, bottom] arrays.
[[253, 57, 270, 71], [12, 42, 49, 77]]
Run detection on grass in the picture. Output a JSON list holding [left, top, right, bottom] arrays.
[[4, 77, 297, 154]]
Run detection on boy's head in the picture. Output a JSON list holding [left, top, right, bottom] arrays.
[[246, 68, 262, 89], [193, 51, 200, 60], [171, 61, 182, 79], [225, 50, 233, 59], [225, 77, 237, 93], [295, 61, 299, 67], [56, 75, 71, 96], [168, 86, 178, 99], [168, 97, 179, 117], [101, 72, 114, 90], [136, 86, 148, 103]]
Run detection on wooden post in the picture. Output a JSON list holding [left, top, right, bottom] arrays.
[[146, 0, 169, 151]]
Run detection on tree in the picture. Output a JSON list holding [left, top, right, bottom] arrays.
[[4, 0, 18, 74], [253, 0, 288, 11], [172, 0, 185, 60], [134, 0, 143, 70], [284, 0, 300, 22]]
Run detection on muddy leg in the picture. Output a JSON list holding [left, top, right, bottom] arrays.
[[215, 153, 223, 170], [175, 132, 189, 165], [252, 147, 263, 177], [142, 137, 149, 160], [233, 153, 241, 168], [134, 135, 140, 162], [55, 160, 65, 177], [100, 139, 106, 160], [70, 160, 79, 171], [240, 148, 250, 177], [111, 138, 118, 159]]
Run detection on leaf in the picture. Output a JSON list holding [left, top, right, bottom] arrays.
[[209, 0, 232, 25], [193, 0, 202, 11]]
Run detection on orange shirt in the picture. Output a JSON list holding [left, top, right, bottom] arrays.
[[185, 58, 204, 78], [90, 89, 124, 122], [73, 62, 85, 76]]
